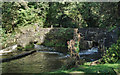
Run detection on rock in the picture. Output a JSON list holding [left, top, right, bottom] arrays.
[[0, 45, 18, 55], [90, 60, 100, 66]]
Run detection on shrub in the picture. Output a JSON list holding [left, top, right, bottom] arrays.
[[102, 37, 120, 63]]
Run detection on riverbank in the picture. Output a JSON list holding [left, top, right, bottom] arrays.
[[50, 60, 120, 74]]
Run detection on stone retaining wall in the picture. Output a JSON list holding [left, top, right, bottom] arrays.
[[77, 28, 118, 52], [3, 27, 118, 52]]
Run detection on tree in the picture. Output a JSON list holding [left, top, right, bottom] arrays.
[[2, 2, 49, 32], [2, 2, 20, 33], [2, 2, 120, 31]]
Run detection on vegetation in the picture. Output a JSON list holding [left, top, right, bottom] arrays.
[[50, 60, 120, 74], [1, 2, 120, 74], [1, 2, 120, 46], [2, 2, 120, 32], [43, 28, 74, 47], [1, 2, 120, 45], [102, 38, 120, 63]]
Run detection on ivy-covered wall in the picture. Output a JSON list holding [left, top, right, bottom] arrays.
[[42, 28, 74, 47]]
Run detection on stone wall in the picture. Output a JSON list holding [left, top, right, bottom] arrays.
[[15, 28, 75, 52], [3, 27, 118, 53], [76, 28, 118, 52]]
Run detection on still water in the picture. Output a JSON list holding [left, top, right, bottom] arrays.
[[2, 52, 64, 73], [1, 47, 100, 73]]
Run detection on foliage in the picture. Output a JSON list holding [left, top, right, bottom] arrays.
[[17, 2, 48, 27], [102, 38, 120, 63], [67, 39, 81, 65], [75, 41, 80, 53], [44, 2, 79, 28], [108, 25, 117, 32], [24, 42, 34, 51], [2, 2, 120, 33], [2, 2, 49, 33], [2, 2, 120, 50], [0, 27, 16, 48], [44, 2, 119, 28], [0, 28, 6, 47], [43, 28, 74, 47], [17, 46, 23, 51]]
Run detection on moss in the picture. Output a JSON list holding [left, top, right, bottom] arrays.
[[44, 39, 66, 47], [36, 42, 42, 45], [17, 46, 23, 51], [24, 42, 34, 51], [43, 29, 74, 47], [44, 41, 54, 47]]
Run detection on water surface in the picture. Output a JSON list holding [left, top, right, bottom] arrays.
[[2, 52, 64, 73], [1, 47, 101, 73]]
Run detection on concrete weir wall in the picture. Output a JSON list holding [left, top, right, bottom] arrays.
[[4, 28, 118, 52]]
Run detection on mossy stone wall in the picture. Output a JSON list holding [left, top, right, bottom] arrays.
[[2, 27, 118, 53]]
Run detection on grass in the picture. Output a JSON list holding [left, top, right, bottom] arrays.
[[49, 60, 120, 75]]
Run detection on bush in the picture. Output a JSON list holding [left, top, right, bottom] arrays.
[[102, 37, 120, 63]]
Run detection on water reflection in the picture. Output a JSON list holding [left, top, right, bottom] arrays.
[[2, 47, 101, 73], [2, 52, 63, 73]]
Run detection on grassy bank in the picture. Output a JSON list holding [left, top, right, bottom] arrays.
[[50, 60, 120, 75]]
